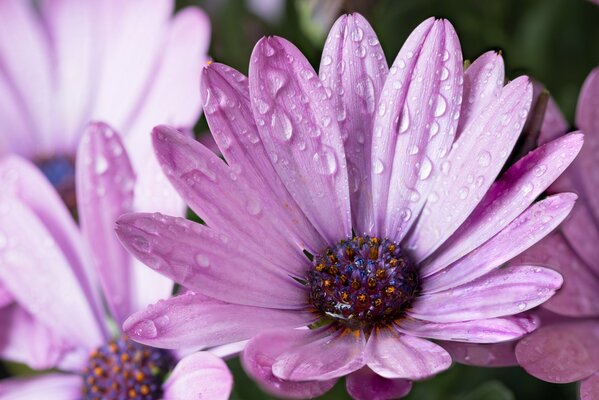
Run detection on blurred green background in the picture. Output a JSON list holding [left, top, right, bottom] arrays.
[[177, 0, 598, 398]]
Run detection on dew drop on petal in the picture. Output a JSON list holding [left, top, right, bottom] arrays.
[[133, 320, 158, 339], [433, 95, 447, 117], [477, 150, 492, 167], [195, 254, 210, 268], [373, 158, 385, 174]]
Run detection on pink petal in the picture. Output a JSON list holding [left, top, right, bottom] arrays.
[[513, 232, 599, 317], [456, 51, 504, 137], [0, 0, 54, 153], [0, 156, 104, 328], [267, 327, 366, 381], [123, 291, 313, 349], [365, 326, 452, 380], [440, 341, 518, 367], [410, 265, 563, 323], [575, 67, 599, 221], [423, 132, 583, 276], [115, 212, 307, 309], [560, 192, 599, 276], [538, 96, 568, 145], [124, 7, 210, 216], [408, 76, 533, 259], [0, 194, 106, 348], [423, 192, 576, 293], [0, 304, 70, 370], [76, 123, 138, 324], [346, 367, 412, 400], [375, 19, 464, 241], [515, 321, 599, 383], [319, 13, 388, 234], [0, 374, 82, 400], [162, 352, 232, 400], [0, 282, 12, 308], [248, 36, 352, 243], [152, 125, 311, 274], [397, 315, 537, 343], [200, 63, 325, 254], [581, 372, 599, 400], [242, 328, 337, 399]]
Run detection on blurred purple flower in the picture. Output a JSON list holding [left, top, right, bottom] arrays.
[[0, 124, 232, 399], [117, 14, 581, 399], [513, 68, 599, 400]]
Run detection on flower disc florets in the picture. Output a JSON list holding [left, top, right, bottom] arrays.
[[81, 336, 174, 400], [308, 236, 419, 330]]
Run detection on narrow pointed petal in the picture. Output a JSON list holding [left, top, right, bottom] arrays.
[[200, 63, 324, 253], [516, 321, 599, 383], [123, 291, 313, 349], [268, 327, 366, 381], [538, 97, 568, 145], [116, 212, 307, 309], [456, 51, 504, 136], [366, 326, 451, 380], [423, 193, 576, 293], [242, 329, 337, 399], [249, 36, 352, 243], [440, 341, 518, 367], [76, 123, 135, 323], [374, 19, 464, 241], [162, 352, 232, 400], [397, 315, 537, 343], [423, 132, 583, 275], [559, 202, 599, 276], [513, 232, 599, 317], [410, 265, 562, 323], [319, 13, 388, 233], [346, 367, 412, 400], [152, 126, 309, 274], [0, 374, 82, 400], [408, 77, 533, 259], [581, 372, 599, 400]]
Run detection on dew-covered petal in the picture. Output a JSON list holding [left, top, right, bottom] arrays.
[[266, 327, 366, 381], [365, 326, 452, 380], [123, 291, 314, 349], [76, 123, 136, 324], [200, 63, 325, 253], [410, 265, 562, 323], [248, 36, 352, 243], [115, 212, 307, 309], [152, 126, 310, 274], [162, 352, 232, 400], [319, 13, 388, 234], [242, 328, 337, 399], [0, 304, 70, 370], [581, 372, 599, 400], [0, 0, 54, 154], [373, 19, 463, 241], [513, 232, 599, 317], [575, 67, 599, 221], [515, 321, 599, 383], [0, 373, 82, 400], [408, 76, 533, 259], [456, 51, 504, 137], [440, 341, 518, 367], [346, 367, 412, 400], [0, 196, 106, 348], [423, 132, 583, 275], [397, 315, 537, 343], [422, 193, 576, 293]]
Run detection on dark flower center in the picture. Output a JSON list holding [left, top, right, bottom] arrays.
[[81, 337, 175, 400], [308, 236, 419, 330], [35, 155, 77, 213]]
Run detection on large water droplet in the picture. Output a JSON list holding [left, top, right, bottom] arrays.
[[313, 148, 338, 175], [419, 156, 433, 180], [95, 156, 108, 174], [351, 26, 364, 42], [262, 41, 275, 57], [355, 77, 376, 114], [272, 111, 293, 141], [245, 197, 262, 215], [433, 95, 447, 117], [477, 150, 492, 167], [373, 158, 385, 174], [399, 105, 410, 134], [133, 320, 158, 339], [322, 55, 332, 66], [195, 254, 210, 268]]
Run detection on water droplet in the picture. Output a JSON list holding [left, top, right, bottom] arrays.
[[245, 197, 262, 216], [255, 98, 270, 115], [95, 156, 108, 174], [131, 235, 150, 253], [397, 59, 406, 69], [440, 66, 450, 81], [133, 320, 157, 338], [433, 95, 447, 117], [322, 55, 332, 66], [313, 148, 338, 175], [355, 77, 375, 114], [248, 133, 260, 144], [373, 158, 385, 174], [419, 157, 433, 180], [262, 41, 275, 57], [458, 186, 469, 200], [322, 115, 332, 127], [272, 111, 293, 141], [351, 26, 364, 42], [355, 45, 367, 58], [517, 302, 527, 311], [429, 121, 440, 137], [533, 165, 547, 177], [399, 105, 410, 134], [477, 151, 492, 167], [195, 254, 210, 267]]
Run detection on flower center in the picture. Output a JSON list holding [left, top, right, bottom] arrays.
[[307, 236, 419, 330], [81, 337, 175, 400], [35, 155, 77, 212]]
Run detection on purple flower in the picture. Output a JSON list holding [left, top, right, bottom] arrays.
[[513, 67, 599, 400], [0, 124, 232, 399], [117, 14, 581, 399]]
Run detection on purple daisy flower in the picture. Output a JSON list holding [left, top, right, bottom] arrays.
[[117, 14, 581, 399], [513, 67, 599, 400], [0, 123, 232, 399]]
